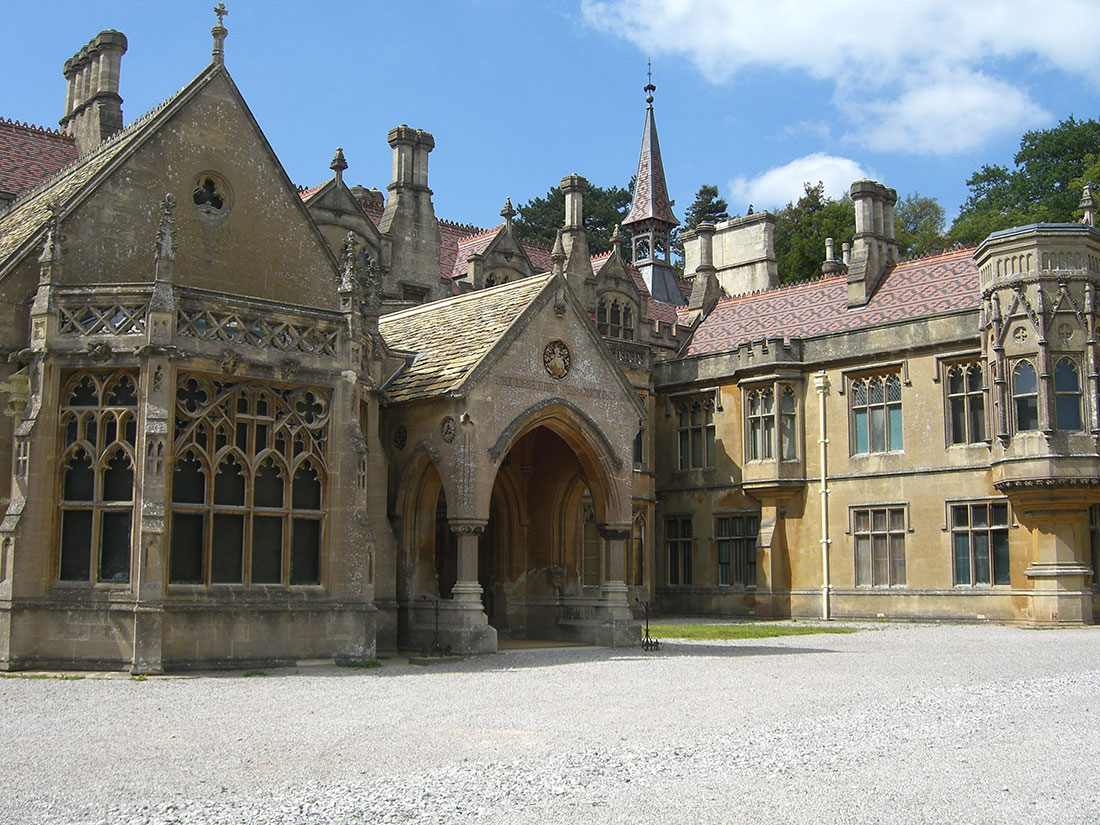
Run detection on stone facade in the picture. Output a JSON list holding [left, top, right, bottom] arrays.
[[0, 20, 1096, 672]]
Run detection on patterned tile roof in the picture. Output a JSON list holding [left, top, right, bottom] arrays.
[[438, 218, 485, 279], [379, 272, 553, 403], [682, 247, 979, 357], [622, 100, 678, 229], [0, 100, 171, 272], [0, 119, 77, 200], [449, 225, 502, 279]]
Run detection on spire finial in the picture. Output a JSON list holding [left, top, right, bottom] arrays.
[[211, 3, 229, 65], [1080, 184, 1096, 227], [610, 223, 623, 257], [644, 59, 655, 106], [330, 147, 348, 184], [500, 197, 516, 225]]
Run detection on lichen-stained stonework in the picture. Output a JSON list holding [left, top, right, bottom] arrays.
[[0, 16, 1097, 672]]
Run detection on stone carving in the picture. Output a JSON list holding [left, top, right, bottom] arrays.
[[177, 307, 339, 357], [1013, 326, 1028, 344], [441, 416, 456, 443], [220, 348, 239, 374], [59, 304, 146, 336], [543, 340, 571, 380], [86, 341, 112, 362], [394, 425, 407, 450]]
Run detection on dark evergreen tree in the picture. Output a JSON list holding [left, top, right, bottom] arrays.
[[773, 182, 855, 284], [514, 183, 633, 255], [949, 116, 1100, 246]]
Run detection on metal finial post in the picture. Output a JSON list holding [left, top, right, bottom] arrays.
[[644, 59, 655, 105]]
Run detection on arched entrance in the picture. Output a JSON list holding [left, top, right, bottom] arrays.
[[395, 403, 639, 652]]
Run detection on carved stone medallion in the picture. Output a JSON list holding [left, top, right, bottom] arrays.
[[1058, 323, 1073, 346], [1013, 326, 1029, 344], [543, 340, 571, 380], [393, 425, 407, 450], [441, 416, 456, 443]]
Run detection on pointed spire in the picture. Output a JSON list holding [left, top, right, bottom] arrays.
[[551, 229, 566, 277], [623, 67, 678, 229], [610, 223, 623, 259], [155, 194, 177, 262], [500, 197, 516, 225], [39, 203, 62, 267], [339, 231, 358, 291], [330, 147, 348, 185], [211, 3, 229, 65], [1080, 184, 1096, 227]]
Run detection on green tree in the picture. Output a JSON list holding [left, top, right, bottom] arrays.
[[773, 182, 855, 284], [949, 116, 1100, 246], [895, 192, 946, 257], [673, 184, 730, 265], [514, 182, 633, 255]]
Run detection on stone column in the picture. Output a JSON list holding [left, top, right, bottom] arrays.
[[450, 520, 485, 604], [594, 524, 636, 647], [433, 519, 495, 654]]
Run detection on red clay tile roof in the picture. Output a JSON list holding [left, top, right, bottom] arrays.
[[524, 240, 552, 274], [623, 101, 678, 229], [647, 298, 679, 325], [450, 225, 502, 279], [682, 247, 979, 357], [0, 119, 78, 199], [439, 218, 484, 279]]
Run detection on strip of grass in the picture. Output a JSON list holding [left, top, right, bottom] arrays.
[[648, 623, 858, 641]]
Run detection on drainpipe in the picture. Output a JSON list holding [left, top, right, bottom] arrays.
[[814, 370, 831, 620]]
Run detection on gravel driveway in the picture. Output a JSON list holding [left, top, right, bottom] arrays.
[[2, 623, 1098, 824]]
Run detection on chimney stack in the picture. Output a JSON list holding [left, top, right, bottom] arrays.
[[847, 179, 898, 306], [559, 174, 594, 298], [378, 126, 441, 301], [59, 30, 128, 155]]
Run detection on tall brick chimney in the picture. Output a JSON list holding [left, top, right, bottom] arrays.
[[59, 30, 128, 155]]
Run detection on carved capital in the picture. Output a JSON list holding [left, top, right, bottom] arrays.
[[449, 520, 486, 536], [597, 526, 631, 541]]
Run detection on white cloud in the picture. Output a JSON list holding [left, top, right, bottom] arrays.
[[729, 153, 871, 211], [581, 0, 1094, 153]]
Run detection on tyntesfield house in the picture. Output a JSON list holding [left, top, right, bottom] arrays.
[[0, 13, 1097, 672]]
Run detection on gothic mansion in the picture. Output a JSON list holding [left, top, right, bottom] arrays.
[[0, 18, 1097, 672]]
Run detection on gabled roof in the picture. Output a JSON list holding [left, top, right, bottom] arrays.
[[379, 272, 554, 403], [0, 100, 160, 273], [622, 94, 678, 229], [0, 119, 78, 200], [682, 247, 979, 357]]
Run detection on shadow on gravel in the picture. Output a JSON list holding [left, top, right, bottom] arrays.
[[365, 640, 838, 677]]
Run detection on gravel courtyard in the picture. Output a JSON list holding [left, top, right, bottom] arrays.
[[2, 623, 1098, 825]]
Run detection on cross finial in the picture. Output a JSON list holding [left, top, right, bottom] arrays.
[[211, 3, 229, 64]]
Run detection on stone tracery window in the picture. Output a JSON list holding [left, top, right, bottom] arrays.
[[677, 397, 715, 469], [1012, 361, 1038, 433], [851, 373, 902, 454], [946, 362, 986, 444], [58, 371, 138, 584], [169, 374, 329, 586], [1054, 358, 1083, 431], [597, 297, 635, 340]]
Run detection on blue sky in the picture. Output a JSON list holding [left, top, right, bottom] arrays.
[[4, 1, 1100, 233]]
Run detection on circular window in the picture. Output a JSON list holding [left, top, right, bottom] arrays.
[[192, 172, 232, 217]]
